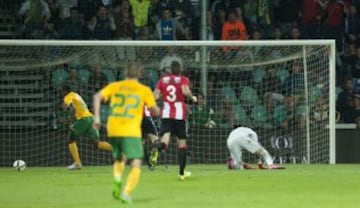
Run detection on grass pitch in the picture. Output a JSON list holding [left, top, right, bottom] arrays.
[[1, 164, 359, 208]]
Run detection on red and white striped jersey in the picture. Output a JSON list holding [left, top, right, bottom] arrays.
[[156, 75, 190, 120]]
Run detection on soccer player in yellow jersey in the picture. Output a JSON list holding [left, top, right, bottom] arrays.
[[62, 85, 112, 170], [93, 62, 160, 204]]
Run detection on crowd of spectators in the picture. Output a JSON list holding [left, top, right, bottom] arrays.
[[3, 0, 360, 126], [10, 0, 359, 43]]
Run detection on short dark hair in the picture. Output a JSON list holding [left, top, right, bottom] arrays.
[[170, 61, 181, 74], [62, 85, 72, 93], [126, 62, 141, 78]]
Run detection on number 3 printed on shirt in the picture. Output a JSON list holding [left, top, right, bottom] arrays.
[[166, 85, 177, 102]]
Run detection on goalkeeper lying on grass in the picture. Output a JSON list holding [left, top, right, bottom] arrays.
[[227, 126, 285, 170]]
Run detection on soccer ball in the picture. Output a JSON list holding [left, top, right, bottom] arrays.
[[13, 160, 26, 171]]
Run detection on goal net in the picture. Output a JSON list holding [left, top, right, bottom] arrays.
[[0, 40, 335, 167]]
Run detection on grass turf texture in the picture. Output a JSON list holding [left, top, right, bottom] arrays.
[[0, 164, 359, 208]]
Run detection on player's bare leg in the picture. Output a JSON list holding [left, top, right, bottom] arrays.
[[142, 139, 152, 169], [97, 141, 112, 151], [177, 139, 191, 180], [94, 140, 112, 151], [151, 132, 170, 166], [148, 133, 158, 144], [113, 157, 126, 200], [143, 133, 159, 170], [67, 139, 82, 170], [145, 133, 160, 170], [121, 159, 142, 204], [90, 128, 112, 151]]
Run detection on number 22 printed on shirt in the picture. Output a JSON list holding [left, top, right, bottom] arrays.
[[110, 93, 140, 118]]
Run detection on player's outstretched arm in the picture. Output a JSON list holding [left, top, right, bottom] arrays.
[[93, 92, 103, 130]]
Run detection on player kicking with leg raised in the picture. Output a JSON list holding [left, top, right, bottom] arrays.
[[227, 126, 285, 170], [151, 60, 197, 180], [93, 62, 160, 204], [61, 85, 112, 170]]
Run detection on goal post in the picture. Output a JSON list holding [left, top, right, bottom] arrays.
[[0, 39, 336, 166]]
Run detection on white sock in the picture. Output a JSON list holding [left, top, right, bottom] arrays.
[[260, 149, 273, 166]]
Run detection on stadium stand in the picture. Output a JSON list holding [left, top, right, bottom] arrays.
[[0, 66, 52, 128]]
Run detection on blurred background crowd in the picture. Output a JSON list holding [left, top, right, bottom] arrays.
[[1, 0, 360, 128]]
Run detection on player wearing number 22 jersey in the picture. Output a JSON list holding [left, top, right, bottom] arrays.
[[152, 60, 197, 180], [93, 62, 160, 204], [101, 81, 156, 138]]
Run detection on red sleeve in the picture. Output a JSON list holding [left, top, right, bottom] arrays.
[[181, 76, 189, 86]]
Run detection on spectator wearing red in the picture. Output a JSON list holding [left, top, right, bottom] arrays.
[[324, 0, 346, 27], [323, 0, 349, 51], [299, 0, 323, 39]]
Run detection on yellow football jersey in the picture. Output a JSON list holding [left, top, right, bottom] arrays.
[[100, 80, 156, 138], [63, 92, 93, 120]]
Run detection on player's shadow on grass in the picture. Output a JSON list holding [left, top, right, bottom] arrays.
[[135, 196, 160, 203]]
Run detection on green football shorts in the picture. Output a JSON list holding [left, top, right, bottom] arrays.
[[70, 116, 99, 141], [109, 137, 143, 160]]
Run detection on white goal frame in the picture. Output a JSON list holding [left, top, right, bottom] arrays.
[[0, 39, 336, 164]]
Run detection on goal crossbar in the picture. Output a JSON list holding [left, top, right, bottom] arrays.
[[0, 39, 335, 47]]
